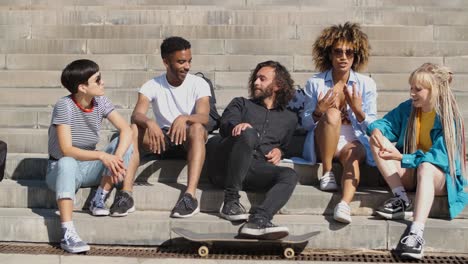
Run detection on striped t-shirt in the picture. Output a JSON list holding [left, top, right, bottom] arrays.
[[48, 95, 115, 159]]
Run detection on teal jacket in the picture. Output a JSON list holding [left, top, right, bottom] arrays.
[[367, 100, 468, 219]]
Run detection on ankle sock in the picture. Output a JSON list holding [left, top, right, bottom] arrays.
[[61, 221, 75, 235], [392, 186, 410, 204], [410, 221, 425, 237]]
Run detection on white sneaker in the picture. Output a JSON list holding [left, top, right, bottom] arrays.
[[333, 201, 352, 224], [320, 171, 338, 191], [60, 229, 90, 253]]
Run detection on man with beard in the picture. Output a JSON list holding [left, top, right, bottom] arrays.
[[206, 61, 298, 239], [128, 36, 211, 218]]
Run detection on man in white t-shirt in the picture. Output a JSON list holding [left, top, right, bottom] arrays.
[[127, 36, 211, 218]]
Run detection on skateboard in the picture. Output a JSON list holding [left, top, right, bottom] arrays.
[[172, 227, 319, 259]]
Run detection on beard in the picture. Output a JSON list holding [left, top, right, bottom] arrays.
[[252, 83, 275, 101]]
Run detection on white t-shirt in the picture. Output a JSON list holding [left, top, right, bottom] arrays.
[[139, 73, 211, 129]]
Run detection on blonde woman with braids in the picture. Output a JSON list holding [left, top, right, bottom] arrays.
[[368, 63, 468, 260], [301, 22, 377, 224]]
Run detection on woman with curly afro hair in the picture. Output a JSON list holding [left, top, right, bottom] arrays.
[[301, 22, 378, 224]]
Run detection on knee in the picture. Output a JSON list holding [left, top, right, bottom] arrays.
[[188, 123, 206, 141], [279, 168, 298, 186], [341, 145, 365, 165], [234, 128, 259, 149], [56, 157, 78, 180], [323, 108, 341, 126], [417, 162, 436, 181]]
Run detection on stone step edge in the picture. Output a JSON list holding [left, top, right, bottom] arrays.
[[0, 179, 463, 219], [0, 208, 466, 253]]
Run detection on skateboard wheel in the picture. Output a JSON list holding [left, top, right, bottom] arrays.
[[198, 245, 209, 257], [283, 247, 295, 259]]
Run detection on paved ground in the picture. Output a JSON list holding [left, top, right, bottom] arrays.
[[0, 253, 358, 264]]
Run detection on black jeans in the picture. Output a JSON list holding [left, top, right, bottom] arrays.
[[206, 129, 298, 220]]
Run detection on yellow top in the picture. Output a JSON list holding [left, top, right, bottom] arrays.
[[416, 109, 436, 152]]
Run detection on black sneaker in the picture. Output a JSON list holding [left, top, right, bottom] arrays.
[[376, 197, 413, 219], [110, 191, 136, 217], [239, 214, 289, 240], [171, 193, 200, 218], [220, 200, 249, 221], [400, 232, 425, 260]]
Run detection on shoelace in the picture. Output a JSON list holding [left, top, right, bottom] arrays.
[[250, 216, 274, 228], [228, 201, 246, 213], [116, 194, 130, 207], [179, 195, 195, 210], [336, 203, 350, 214], [64, 229, 83, 244], [401, 233, 425, 247], [384, 197, 404, 208]]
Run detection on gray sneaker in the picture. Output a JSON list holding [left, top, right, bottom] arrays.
[[171, 193, 200, 218], [220, 200, 249, 221], [239, 214, 289, 240], [110, 191, 135, 217], [60, 229, 90, 253]]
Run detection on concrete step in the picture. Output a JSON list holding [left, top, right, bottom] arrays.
[[9, 54, 468, 75], [4, 152, 385, 186], [4, 9, 468, 27], [1, 71, 468, 95], [0, 87, 246, 109], [3, 24, 466, 41], [5, 39, 468, 57], [1, 88, 468, 118], [0, 179, 463, 219], [0, 208, 467, 253]]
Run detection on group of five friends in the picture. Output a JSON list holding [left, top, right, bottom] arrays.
[[45, 22, 468, 260]]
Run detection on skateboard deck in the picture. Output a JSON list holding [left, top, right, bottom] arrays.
[[172, 227, 319, 258]]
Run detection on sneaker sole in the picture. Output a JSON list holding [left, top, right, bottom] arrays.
[[219, 212, 249, 221], [171, 206, 200, 218], [376, 210, 413, 220], [60, 243, 90, 254], [319, 185, 338, 192], [90, 209, 110, 216], [401, 251, 424, 260], [333, 214, 352, 224], [110, 205, 136, 217], [240, 230, 289, 240]]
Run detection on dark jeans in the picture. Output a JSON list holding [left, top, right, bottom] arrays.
[[206, 129, 298, 220], [0, 140, 6, 181]]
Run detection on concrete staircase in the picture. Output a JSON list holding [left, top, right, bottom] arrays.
[[1, 0, 468, 254]]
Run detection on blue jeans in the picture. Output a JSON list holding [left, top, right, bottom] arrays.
[[45, 137, 133, 200]]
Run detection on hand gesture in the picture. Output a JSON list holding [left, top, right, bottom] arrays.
[[370, 129, 403, 161], [343, 83, 363, 114], [100, 152, 126, 184], [316, 89, 337, 114], [232, 123, 252, 136], [168, 115, 188, 145], [265, 148, 282, 165], [146, 121, 166, 154]]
